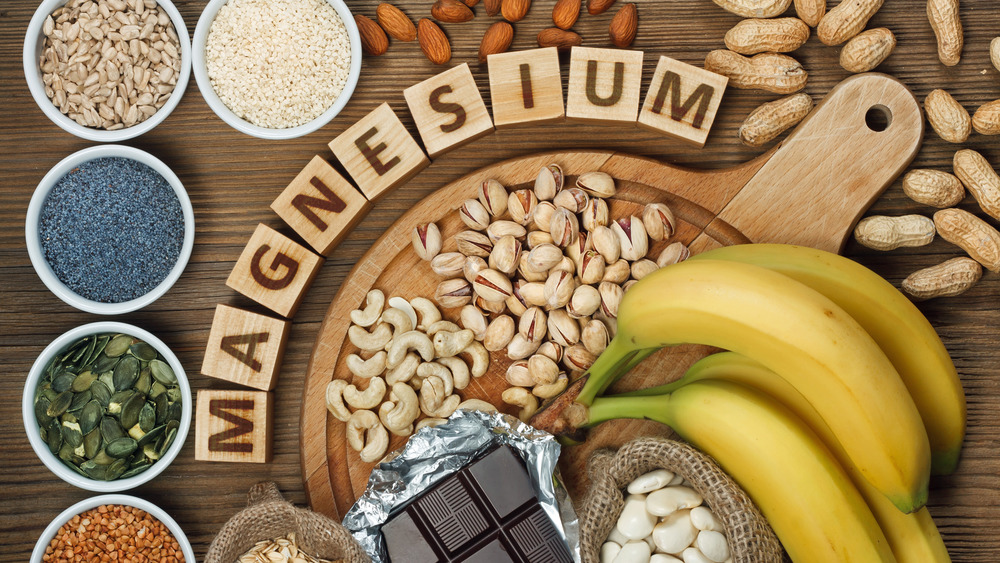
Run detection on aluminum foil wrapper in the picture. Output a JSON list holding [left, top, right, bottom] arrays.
[[343, 409, 581, 562]]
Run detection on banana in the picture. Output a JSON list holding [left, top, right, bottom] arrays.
[[577, 258, 930, 512], [691, 243, 965, 475], [590, 380, 897, 563]]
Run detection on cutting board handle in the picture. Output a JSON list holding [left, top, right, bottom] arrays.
[[713, 73, 924, 253]]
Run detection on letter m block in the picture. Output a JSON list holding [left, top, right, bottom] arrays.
[[195, 390, 273, 463], [639, 56, 729, 148]]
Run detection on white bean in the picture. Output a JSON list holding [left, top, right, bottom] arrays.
[[647, 486, 703, 517], [601, 541, 623, 563], [669, 474, 685, 486], [681, 547, 713, 563], [607, 525, 631, 546], [650, 555, 683, 563], [652, 510, 697, 554], [613, 540, 652, 563], [617, 494, 658, 540], [690, 506, 724, 533], [695, 530, 730, 563], [627, 469, 675, 494]]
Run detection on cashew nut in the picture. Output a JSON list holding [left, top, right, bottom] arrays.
[[417, 362, 454, 396], [532, 373, 569, 399], [343, 377, 387, 410], [410, 297, 442, 330], [346, 351, 387, 379], [458, 398, 498, 413], [350, 290, 385, 327], [433, 329, 475, 358], [416, 417, 447, 431], [388, 296, 418, 328], [346, 410, 389, 463], [386, 352, 420, 385], [437, 356, 471, 390], [427, 320, 461, 336], [419, 377, 461, 418], [325, 380, 352, 422], [378, 382, 420, 436], [348, 322, 393, 352], [387, 331, 435, 368], [380, 307, 415, 336], [501, 386, 539, 422], [461, 341, 490, 378]]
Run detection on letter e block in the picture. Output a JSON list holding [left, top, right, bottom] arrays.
[[328, 103, 429, 201], [638, 56, 729, 148], [201, 304, 290, 390], [270, 156, 371, 256], [404, 64, 495, 158], [566, 46, 644, 126], [487, 47, 564, 128], [195, 389, 272, 463], [226, 223, 324, 318]]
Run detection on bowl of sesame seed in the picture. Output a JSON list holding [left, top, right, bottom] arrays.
[[25, 144, 195, 315], [191, 0, 362, 140]]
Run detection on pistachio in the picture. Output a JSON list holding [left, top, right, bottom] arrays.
[[631, 259, 659, 280], [455, 230, 493, 257], [479, 178, 509, 216], [532, 202, 558, 232], [579, 251, 607, 285], [431, 252, 466, 278], [565, 231, 591, 267], [519, 281, 547, 307], [599, 281, 624, 318], [506, 281, 530, 316], [534, 163, 564, 201], [564, 343, 598, 372], [508, 189, 539, 225], [487, 220, 527, 243], [550, 207, 580, 247], [459, 304, 488, 340], [537, 341, 564, 363], [476, 295, 507, 314], [544, 270, 577, 309], [484, 315, 516, 351], [612, 216, 649, 260], [581, 319, 611, 355], [581, 197, 611, 232], [412, 222, 442, 261], [434, 278, 473, 308], [506, 360, 535, 387], [548, 309, 581, 346], [459, 199, 491, 230], [464, 256, 489, 283], [519, 253, 549, 282], [553, 187, 590, 213], [518, 307, 548, 342], [656, 242, 691, 267], [643, 203, 677, 241], [623, 280, 638, 292], [489, 235, 522, 275], [533, 373, 569, 399], [473, 269, 514, 303], [550, 256, 577, 276], [568, 284, 602, 318], [591, 225, 621, 263], [507, 333, 542, 360], [527, 354, 560, 385], [603, 258, 631, 284], [577, 171, 616, 198], [526, 230, 554, 249], [527, 243, 564, 272]]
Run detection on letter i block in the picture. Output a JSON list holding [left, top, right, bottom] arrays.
[[270, 156, 371, 256], [195, 389, 272, 463], [328, 103, 430, 201], [226, 223, 324, 318], [638, 56, 729, 148], [404, 63, 495, 158], [566, 46, 644, 126], [487, 47, 564, 128], [201, 304, 290, 391]]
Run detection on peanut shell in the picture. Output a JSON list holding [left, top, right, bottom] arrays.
[[933, 208, 1000, 272], [953, 149, 1000, 221], [724, 18, 810, 55], [972, 99, 1000, 135], [839, 27, 895, 73], [704, 50, 807, 94], [853, 215, 935, 251], [816, 0, 883, 45], [711, 0, 792, 18], [793, 0, 825, 27], [738, 92, 813, 147], [924, 89, 970, 144], [902, 169, 965, 208], [902, 257, 982, 300], [927, 0, 962, 66]]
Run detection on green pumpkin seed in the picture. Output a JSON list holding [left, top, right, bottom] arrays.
[[80, 337, 97, 367], [46, 357, 64, 378], [79, 401, 102, 435], [120, 463, 150, 479], [135, 368, 152, 395], [58, 442, 77, 463], [100, 417, 125, 443], [92, 449, 114, 466], [149, 360, 176, 385], [51, 373, 76, 393], [41, 387, 59, 402], [143, 443, 161, 461], [153, 394, 167, 425], [71, 370, 98, 392], [120, 392, 145, 430], [137, 424, 165, 447], [166, 387, 182, 403], [165, 401, 182, 423], [93, 354, 118, 373], [91, 381, 111, 407], [106, 437, 137, 458], [47, 391, 72, 418], [83, 428, 102, 459], [105, 458, 128, 480], [158, 426, 177, 457], [113, 355, 139, 392], [46, 419, 63, 453], [108, 390, 132, 415], [149, 381, 167, 399], [139, 402, 155, 432], [84, 335, 110, 367], [81, 460, 108, 480], [65, 337, 90, 363], [61, 420, 84, 448], [105, 334, 132, 357], [35, 395, 53, 425], [68, 390, 91, 412], [130, 342, 157, 361]]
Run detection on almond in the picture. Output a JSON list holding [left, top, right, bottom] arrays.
[[609, 3, 637, 47], [463, 0, 481, 6], [432, 0, 475, 23], [355, 14, 389, 56], [377, 3, 417, 42], [418, 18, 451, 64], [479, 21, 515, 62], [537, 27, 582, 50], [588, 0, 617, 15], [502, 0, 531, 22], [484, 0, 502, 16], [552, 0, 581, 30]]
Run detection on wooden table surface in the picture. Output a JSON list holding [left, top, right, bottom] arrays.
[[2, 0, 999, 560]]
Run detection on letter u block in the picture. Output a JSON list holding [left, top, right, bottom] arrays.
[[195, 389, 272, 463], [404, 63, 495, 158], [566, 46, 644, 125], [638, 56, 729, 147]]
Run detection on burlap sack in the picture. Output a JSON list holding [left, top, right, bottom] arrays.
[[205, 482, 370, 563], [578, 437, 785, 563]]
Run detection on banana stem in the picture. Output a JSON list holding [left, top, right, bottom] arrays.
[[575, 336, 645, 406], [585, 393, 672, 428]]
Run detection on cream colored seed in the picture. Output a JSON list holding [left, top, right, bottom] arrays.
[[902, 169, 965, 208], [724, 17, 810, 55], [738, 92, 812, 147], [902, 257, 982, 300], [953, 149, 1000, 221], [924, 89, 971, 144], [972, 100, 1000, 135], [934, 208, 1000, 272], [839, 27, 895, 73]]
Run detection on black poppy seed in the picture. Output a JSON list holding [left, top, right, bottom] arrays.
[[38, 157, 185, 304]]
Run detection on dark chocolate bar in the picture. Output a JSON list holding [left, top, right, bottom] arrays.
[[382, 446, 573, 563]]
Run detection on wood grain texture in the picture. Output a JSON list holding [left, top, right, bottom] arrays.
[[3, 0, 1000, 561]]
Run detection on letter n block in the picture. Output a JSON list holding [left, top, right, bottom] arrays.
[[566, 46, 644, 126], [270, 156, 371, 256], [328, 103, 430, 201], [487, 47, 564, 128], [226, 223, 324, 318], [404, 63, 495, 158], [195, 389, 272, 463], [638, 56, 729, 148], [201, 304, 290, 391]]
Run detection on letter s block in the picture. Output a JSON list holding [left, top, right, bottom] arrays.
[[638, 56, 729, 147], [201, 304, 290, 390], [566, 46, 644, 125], [404, 63, 495, 158], [195, 389, 272, 463], [226, 223, 324, 318]]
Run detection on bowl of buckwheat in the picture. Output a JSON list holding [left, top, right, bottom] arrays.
[[23, 0, 191, 142]]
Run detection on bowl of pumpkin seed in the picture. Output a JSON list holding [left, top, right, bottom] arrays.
[[22, 321, 191, 492]]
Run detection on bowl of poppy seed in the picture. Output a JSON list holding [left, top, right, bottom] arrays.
[[22, 321, 191, 492], [25, 144, 194, 315]]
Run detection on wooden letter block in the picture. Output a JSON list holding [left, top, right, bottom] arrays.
[[328, 103, 429, 201], [487, 47, 564, 128], [404, 64, 495, 158], [638, 56, 729, 148], [195, 389, 272, 463], [270, 156, 371, 256], [201, 304, 290, 391], [566, 46, 644, 125], [226, 223, 324, 318]]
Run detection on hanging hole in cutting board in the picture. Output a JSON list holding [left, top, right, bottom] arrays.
[[865, 104, 892, 132]]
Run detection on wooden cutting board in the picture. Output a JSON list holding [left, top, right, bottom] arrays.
[[299, 72, 924, 520]]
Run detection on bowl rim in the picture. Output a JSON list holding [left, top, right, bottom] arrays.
[[24, 144, 195, 315], [29, 493, 196, 563], [21, 321, 193, 493], [22, 0, 192, 143], [191, 0, 362, 140]]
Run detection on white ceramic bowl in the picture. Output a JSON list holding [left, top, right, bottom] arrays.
[[22, 0, 192, 142], [30, 494, 196, 563], [22, 321, 192, 492], [192, 0, 362, 140], [25, 144, 195, 315]]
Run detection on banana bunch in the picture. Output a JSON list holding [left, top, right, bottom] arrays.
[[570, 244, 964, 562]]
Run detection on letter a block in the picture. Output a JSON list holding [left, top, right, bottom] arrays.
[[201, 304, 290, 391], [404, 63, 495, 158], [487, 47, 564, 128], [270, 156, 371, 256], [226, 223, 324, 318], [566, 46, 644, 126], [328, 103, 430, 201], [639, 56, 729, 148], [195, 389, 272, 463]]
